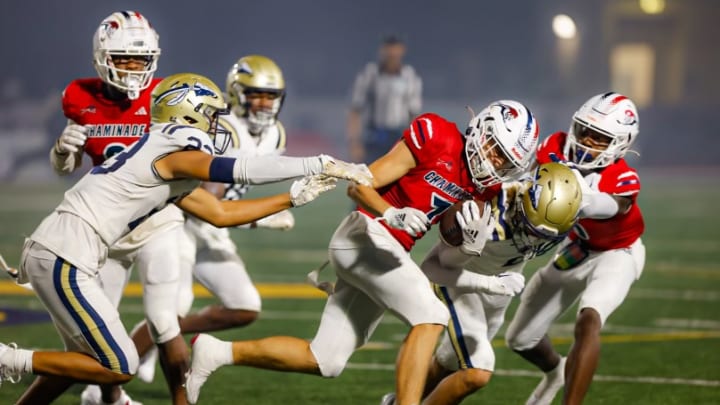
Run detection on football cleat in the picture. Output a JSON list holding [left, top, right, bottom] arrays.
[[185, 334, 228, 404], [80, 385, 144, 405], [526, 356, 566, 405], [0, 342, 22, 387], [380, 392, 396, 405]]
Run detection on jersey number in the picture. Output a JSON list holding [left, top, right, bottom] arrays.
[[426, 193, 453, 221], [91, 135, 149, 175]]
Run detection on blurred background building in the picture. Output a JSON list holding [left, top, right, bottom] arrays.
[[0, 0, 717, 181]]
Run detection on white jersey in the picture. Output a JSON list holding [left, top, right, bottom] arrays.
[[220, 114, 286, 159], [465, 184, 561, 275], [31, 123, 214, 273]]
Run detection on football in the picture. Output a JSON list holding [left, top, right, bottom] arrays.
[[439, 200, 483, 247]]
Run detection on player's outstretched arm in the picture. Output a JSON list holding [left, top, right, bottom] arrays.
[[49, 119, 86, 175], [176, 175, 337, 227], [177, 187, 292, 228], [155, 150, 372, 186], [348, 140, 416, 216]]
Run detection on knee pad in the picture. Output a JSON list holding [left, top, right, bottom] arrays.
[[147, 309, 181, 344]]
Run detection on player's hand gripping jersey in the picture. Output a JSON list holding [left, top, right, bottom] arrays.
[[57, 77, 162, 169], [537, 132, 644, 250], [357, 113, 500, 250], [32, 124, 213, 272]]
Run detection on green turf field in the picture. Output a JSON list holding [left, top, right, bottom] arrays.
[[0, 174, 719, 404]]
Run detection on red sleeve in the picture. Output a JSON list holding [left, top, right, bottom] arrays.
[[598, 160, 641, 198], [61, 81, 82, 122], [536, 132, 568, 164], [402, 113, 450, 165]]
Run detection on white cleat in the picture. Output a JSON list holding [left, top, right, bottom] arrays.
[[185, 334, 227, 404], [136, 346, 158, 384], [80, 384, 143, 405], [380, 392, 396, 405], [0, 342, 22, 387], [526, 356, 566, 405]]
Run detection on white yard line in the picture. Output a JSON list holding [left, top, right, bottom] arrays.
[[345, 363, 720, 387], [630, 288, 720, 301]]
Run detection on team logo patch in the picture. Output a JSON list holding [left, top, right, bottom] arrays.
[[617, 109, 637, 126], [80, 105, 96, 115]]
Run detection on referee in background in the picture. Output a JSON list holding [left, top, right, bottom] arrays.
[[346, 35, 423, 163]]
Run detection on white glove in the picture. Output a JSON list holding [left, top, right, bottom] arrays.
[[290, 175, 337, 207], [479, 272, 525, 296], [56, 122, 88, 154], [381, 206, 430, 235], [456, 201, 494, 255], [318, 154, 373, 186], [255, 210, 295, 230]]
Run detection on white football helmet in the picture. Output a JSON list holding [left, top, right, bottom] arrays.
[[465, 100, 539, 187], [93, 11, 161, 100], [564, 92, 639, 169]]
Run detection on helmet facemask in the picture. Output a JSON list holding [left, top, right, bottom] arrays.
[[206, 104, 232, 155], [565, 119, 630, 169], [98, 53, 158, 100], [231, 84, 285, 135], [465, 119, 526, 188]]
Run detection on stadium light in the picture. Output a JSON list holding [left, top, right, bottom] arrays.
[[639, 0, 666, 15], [552, 14, 577, 40]]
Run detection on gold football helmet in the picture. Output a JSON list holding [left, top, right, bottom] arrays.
[[151, 73, 231, 154], [517, 162, 582, 239], [226, 55, 285, 134]]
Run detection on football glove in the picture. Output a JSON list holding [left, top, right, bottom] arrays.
[[456, 201, 494, 255], [381, 206, 430, 235], [479, 272, 525, 296], [290, 175, 337, 207], [255, 210, 295, 230], [56, 121, 88, 154], [318, 154, 373, 186]]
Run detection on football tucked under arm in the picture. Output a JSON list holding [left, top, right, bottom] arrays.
[[439, 201, 467, 247]]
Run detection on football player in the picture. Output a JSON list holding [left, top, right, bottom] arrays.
[[380, 162, 583, 405], [0, 73, 371, 405], [129, 55, 293, 384], [185, 100, 540, 405], [50, 11, 176, 405], [505, 92, 645, 405]]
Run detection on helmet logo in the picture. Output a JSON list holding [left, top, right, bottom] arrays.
[[155, 80, 219, 106], [617, 109, 637, 126], [98, 20, 119, 41], [237, 61, 254, 76]]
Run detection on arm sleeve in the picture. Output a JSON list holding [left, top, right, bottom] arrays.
[[579, 191, 619, 219], [208, 155, 323, 185], [49, 119, 83, 175]]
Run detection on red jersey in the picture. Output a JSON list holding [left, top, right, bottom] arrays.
[[358, 113, 500, 251], [62, 77, 162, 165], [537, 132, 644, 250]]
